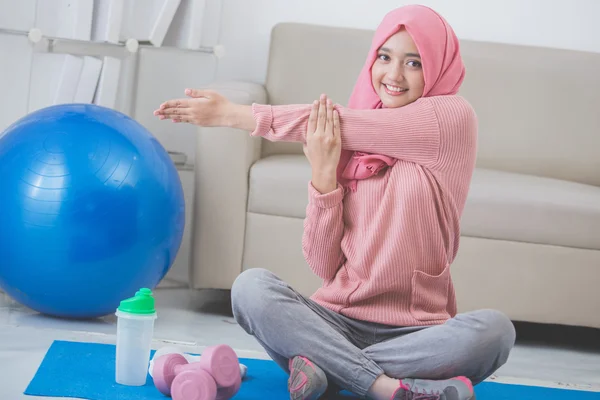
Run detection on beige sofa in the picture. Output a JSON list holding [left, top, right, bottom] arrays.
[[190, 23, 600, 329]]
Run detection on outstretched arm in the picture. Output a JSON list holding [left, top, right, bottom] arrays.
[[154, 90, 475, 167]]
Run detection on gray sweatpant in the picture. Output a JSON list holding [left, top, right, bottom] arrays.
[[231, 268, 516, 398]]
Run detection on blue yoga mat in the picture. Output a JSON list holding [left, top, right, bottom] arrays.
[[25, 340, 600, 399]]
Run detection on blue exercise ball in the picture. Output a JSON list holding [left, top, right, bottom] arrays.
[[0, 104, 185, 318]]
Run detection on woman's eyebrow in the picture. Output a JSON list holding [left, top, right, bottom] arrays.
[[378, 47, 421, 58]]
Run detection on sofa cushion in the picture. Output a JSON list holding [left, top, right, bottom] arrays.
[[461, 168, 600, 250], [248, 155, 311, 219], [248, 155, 600, 250]]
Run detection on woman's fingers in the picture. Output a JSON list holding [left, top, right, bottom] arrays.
[[155, 106, 192, 119], [158, 99, 189, 110], [171, 115, 194, 123], [307, 100, 318, 137], [316, 94, 327, 133], [326, 99, 334, 137], [154, 98, 191, 118], [333, 110, 340, 140]]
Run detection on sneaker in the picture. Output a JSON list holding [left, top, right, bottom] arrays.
[[391, 376, 475, 400], [288, 356, 328, 400]]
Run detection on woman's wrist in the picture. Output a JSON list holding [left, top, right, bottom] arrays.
[[311, 170, 338, 194], [224, 103, 257, 131]]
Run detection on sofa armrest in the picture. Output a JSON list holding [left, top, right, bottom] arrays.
[[190, 80, 267, 290]]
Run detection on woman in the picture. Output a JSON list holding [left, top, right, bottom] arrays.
[[154, 5, 516, 400]]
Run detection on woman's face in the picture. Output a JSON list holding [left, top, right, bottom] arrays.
[[371, 28, 425, 108]]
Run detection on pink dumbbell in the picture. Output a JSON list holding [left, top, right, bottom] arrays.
[[214, 374, 241, 400], [153, 344, 241, 400]]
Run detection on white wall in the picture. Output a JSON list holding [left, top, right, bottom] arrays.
[[216, 0, 600, 84]]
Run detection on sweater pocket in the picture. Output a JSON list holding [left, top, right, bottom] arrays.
[[410, 265, 451, 322]]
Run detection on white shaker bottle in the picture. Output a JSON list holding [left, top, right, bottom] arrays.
[[115, 288, 157, 386]]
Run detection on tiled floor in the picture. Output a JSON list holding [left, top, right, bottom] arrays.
[[1, 285, 599, 399]]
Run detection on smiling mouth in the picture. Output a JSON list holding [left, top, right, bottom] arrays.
[[383, 84, 408, 95]]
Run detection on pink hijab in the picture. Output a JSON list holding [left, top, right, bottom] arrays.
[[338, 5, 466, 191]]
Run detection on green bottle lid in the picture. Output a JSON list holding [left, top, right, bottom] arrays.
[[117, 288, 156, 315]]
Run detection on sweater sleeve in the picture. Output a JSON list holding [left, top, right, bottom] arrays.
[[250, 96, 476, 169], [302, 182, 345, 281]]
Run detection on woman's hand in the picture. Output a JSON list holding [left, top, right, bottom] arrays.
[[154, 89, 233, 127], [304, 95, 341, 194]]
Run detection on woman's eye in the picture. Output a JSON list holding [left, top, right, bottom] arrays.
[[377, 53, 390, 61], [407, 60, 422, 68]]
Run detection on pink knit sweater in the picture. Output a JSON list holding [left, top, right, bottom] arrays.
[[250, 95, 478, 326]]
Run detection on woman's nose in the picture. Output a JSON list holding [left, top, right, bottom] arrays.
[[386, 65, 405, 82]]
